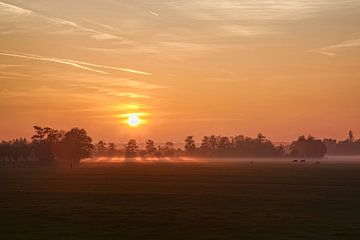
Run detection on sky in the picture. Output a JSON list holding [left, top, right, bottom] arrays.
[[0, 0, 360, 143]]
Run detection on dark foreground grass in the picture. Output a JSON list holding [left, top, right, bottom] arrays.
[[1, 160, 360, 239]]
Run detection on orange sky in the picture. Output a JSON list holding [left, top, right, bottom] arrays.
[[1, 0, 360, 143]]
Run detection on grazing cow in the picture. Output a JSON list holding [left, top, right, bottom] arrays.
[[292, 160, 298, 163], [300, 159, 306, 163], [250, 161, 254, 164], [315, 161, 321, 165]]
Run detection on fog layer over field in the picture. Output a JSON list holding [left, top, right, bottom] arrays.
[[82, 156, 360, 164]]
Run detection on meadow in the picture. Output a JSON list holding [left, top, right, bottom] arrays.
[[1, 158, 360, 239]]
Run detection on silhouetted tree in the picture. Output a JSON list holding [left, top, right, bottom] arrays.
[[163, 142, 175, 157], [290, 135, 327, 158], [31, 126, 63, 163], [199, 135, 218, 155], [256, 133, 266, 143], [107, 143, 117, 155], [145, 139, 157, 156], [323, 138, 337, 155], [209, 135, 218, 154], [199, 136, 211, 155], [0, 141, 13, 162], [125, 139, 138, 158], [333, 131, 360, 155], [0, 141, 6, 162], [96, 141, 107, 154], [58, 128, 93, 164], [231, 135, 245, 154], [217, 136, 231, 155], [13, 138, 32, 162], [195, 134, 282, 157], [349, 130, 354, 143], [184, 136, 196, 154]]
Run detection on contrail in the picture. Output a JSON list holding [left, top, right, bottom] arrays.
[[0, 2, 129, 43], [0, 52, 108, 74], [49, 17, 125, 41], [63, 57, 151, 75], [0, 51, 151, 75], [310, 38, 360, 57], [0, 1, 32, 15]]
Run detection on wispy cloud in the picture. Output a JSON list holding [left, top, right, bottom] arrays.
[[48, 17, 127, 42], [0, 1, 128, 43], [0, 64, 22, 68], [170, 0, 360, 21], [0, 51, 151, 75], [149, 10, 159, 17], [114, 79, 162, 89], [67, 82, 152, 99], [0, 1, 32, 16], [48, 17, 78, 27], [117, 92, 150, 98], [310, 38, 360, 57], [0, 71, 30, 78], [66, 78, 164, 110], [59, 56, 151, 75], [0, 52, 108, 74], [82, 20, 119, 31], [220, 25, 275, 36]]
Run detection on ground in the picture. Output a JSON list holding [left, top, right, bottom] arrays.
[[1, 159, 360, 239]]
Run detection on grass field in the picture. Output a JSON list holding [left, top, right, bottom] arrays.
[[1, 159, 360, 239]]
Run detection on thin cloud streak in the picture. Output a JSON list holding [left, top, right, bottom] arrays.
[[0, 1, 129, 43], [48, 17, 127, 42], [0, 52, 108, 74], [0, 51, 151, 75], [67, 83, 151, 99], [0, 1, 32, 15], [172, 0, 360, 21], [64, 58, 151, 75], [149, 10, 159, 17], [0, 64, 22, 68], [310, 38, 360, 57]]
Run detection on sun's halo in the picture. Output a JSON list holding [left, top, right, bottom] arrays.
[[127, 115, 141, 127]]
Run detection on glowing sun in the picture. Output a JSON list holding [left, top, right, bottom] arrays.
[[127, 115, 141, 127]]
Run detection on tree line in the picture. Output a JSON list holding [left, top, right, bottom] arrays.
[[1, 127, 359, 164], [0, 126, 93, 165], [324, 130, 360, 155], [91, 134, 325, 159]]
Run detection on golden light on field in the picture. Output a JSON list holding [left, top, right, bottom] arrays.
[[128, 115, 141, 127]]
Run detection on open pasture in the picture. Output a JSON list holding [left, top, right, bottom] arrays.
[[1, 159, 360, 239]]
